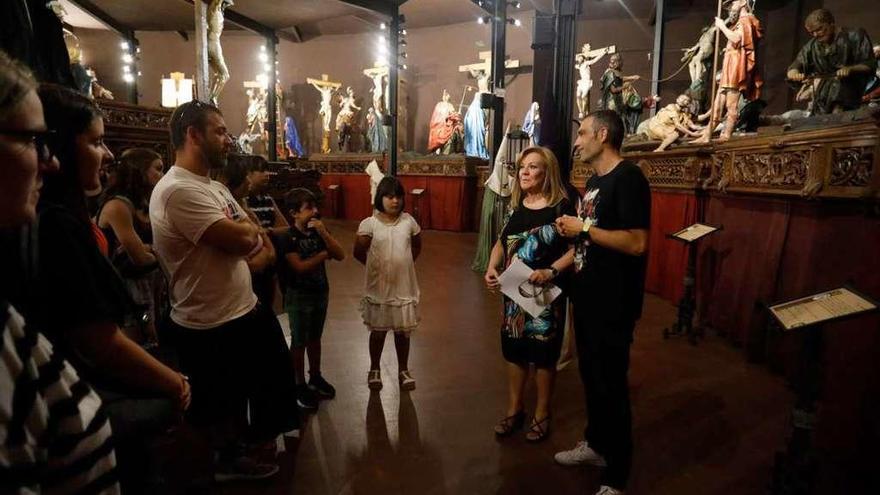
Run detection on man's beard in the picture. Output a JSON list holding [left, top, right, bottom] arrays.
[[204, 145, 227, 170]]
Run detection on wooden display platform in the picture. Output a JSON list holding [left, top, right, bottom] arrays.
[[300, 152, 488, 232], [98, 98, 173, 164]]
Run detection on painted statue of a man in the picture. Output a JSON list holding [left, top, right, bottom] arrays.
[[787, 9, 876, 115], [695, 0, 762, 142], [207, 0, 233, 104], [599, 53, 640, 114], [639, 94, 704, 152]]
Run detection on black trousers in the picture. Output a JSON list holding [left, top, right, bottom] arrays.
[[573, 307, 635, 490], [170, 304, 299, 447]]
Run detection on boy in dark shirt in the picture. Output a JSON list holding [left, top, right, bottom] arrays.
[[278, 189, 345, 411]]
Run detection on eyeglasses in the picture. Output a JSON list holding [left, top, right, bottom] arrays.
[[0, 128, 57, 162]]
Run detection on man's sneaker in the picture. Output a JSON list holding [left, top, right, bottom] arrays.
[[296, 384, 318, 411], [554, 441, 607, 467], [308, 373, 336, 399], [214, 455, 279, 482], [594, 486, 623, 495]]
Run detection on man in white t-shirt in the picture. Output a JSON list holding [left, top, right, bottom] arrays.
[[150, 100, 296, 481]]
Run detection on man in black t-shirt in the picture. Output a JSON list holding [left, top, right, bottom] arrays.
[[553, 110, 651, 495]]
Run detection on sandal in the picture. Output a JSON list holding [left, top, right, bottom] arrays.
[[399, 370, 416, 391], [494, 410, 526, 437], [525, 415, 551, 442], [367, 370, 382, 390]]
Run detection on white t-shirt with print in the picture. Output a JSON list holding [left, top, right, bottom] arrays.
[[149, 165, 257, 329]]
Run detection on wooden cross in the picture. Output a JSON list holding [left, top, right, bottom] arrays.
[[458, 50, 520, 90], [306, 73, 342, 89]]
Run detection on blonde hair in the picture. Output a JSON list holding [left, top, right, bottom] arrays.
[[0, 50, 37, 123], [509, 146, 568, 209]]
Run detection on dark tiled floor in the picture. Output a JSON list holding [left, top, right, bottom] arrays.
[[226, 219, 791, 495]]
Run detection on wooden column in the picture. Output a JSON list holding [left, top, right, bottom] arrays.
[[267, 36, 278, 161], [389, 8, 400, 176], [650, 0, 665, 117], [193, 0, 209, 101], [490, 0, 508, 158]]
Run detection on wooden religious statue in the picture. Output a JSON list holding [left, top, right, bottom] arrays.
[[207, 0, 233, 104], [335, 86, 361, 152], [458, 51, 519, 160], [694, 0, 762, 143], [363, 63, 389, 152], [575, 43, 615, 119], [599, 53, 640, 114], [427, 89, 463, 154], [786, 8, 876, 115], [637, 94, 704, 152], [681, 24, 719, 113], [307, 74, 341, 153]]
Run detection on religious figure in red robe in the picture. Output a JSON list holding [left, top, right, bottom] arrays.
[[427, 89, 463, 154]]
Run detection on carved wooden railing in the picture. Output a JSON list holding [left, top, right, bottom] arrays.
[[97, 99, 173, 164], [571, 111, 880, 201]]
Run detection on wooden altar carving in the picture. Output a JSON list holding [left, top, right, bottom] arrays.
[[98, 98, 173, 165]]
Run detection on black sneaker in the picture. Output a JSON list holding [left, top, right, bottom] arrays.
[[296, 384, 318, 411], [308, 373, 336, 399]]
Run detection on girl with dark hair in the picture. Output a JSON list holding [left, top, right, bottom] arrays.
[[34, 83, 190, 492], [96, 147, 165, 344], [353, 176, 422, 391]]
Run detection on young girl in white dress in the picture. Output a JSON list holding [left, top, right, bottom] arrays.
[[354, 177, 422, 391]]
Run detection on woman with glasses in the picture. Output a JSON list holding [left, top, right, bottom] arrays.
[[33, 83, 191, 492], [484, 146, 575, 442]]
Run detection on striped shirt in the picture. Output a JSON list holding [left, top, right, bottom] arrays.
[[0, 301, 120, 494]]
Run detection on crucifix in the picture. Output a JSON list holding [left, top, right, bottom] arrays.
[[306, 74, 341, 153], [363, 62, 389, 115], [575, 43, 616, 118], [458, 51, 520, 94]]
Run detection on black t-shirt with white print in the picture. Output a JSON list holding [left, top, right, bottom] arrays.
[[572, 160, 651, 325]]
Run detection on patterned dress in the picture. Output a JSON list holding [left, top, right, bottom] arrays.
[[499, 201, 573, 366]]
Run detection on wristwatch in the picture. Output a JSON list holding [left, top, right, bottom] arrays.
[[579, 218, 593, 240], [549, 266, 559, 278]]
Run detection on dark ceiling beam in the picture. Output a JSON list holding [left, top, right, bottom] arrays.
[[337, 0, 401, 18], [67, 0, 134, 38], [182, 0, 278, 42], [277, 27, 302, 44]]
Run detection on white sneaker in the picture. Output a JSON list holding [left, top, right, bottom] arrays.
[[554, 440, 607, 467], [594, 486, 623, 495]]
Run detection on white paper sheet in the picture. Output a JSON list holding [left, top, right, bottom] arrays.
[[497, 257, 562, 318]]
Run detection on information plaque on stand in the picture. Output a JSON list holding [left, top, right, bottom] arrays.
[[670, 223, 719, 243], [768, 285, 877, 494], [663, 223, 722, 344], [769, 287, 877, 331]]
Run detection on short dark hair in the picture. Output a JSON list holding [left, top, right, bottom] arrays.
[[374, 176, 405, 213], [218, 153, 250, 192], [169, 100, 222, 150], [588, 110, 625, 151], [284, 188, 316, 215]]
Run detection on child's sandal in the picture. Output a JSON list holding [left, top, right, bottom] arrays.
[[367, 370, 382, 390]]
